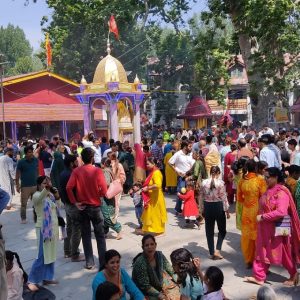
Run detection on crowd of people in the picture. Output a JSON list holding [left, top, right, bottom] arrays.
[[0, 123, 300, 299]]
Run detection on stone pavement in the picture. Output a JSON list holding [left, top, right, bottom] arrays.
[[1, 194, 299, 300]]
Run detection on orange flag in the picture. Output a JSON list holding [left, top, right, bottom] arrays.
[[45, 33, 52, 68], [108, 15, 119, 40]]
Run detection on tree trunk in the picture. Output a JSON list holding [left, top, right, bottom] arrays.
[[231, 22, 271, 127]]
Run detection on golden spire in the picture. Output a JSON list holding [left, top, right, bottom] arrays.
[[107, 40, 111, 55], [80, 75, 87, 84], [134, 74, 140, 84]]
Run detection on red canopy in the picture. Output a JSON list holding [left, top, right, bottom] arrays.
[[177, 96, 212, 119]]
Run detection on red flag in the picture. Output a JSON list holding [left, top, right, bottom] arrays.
[[45, 33, 52, 68], [108, 15, 119, 40]]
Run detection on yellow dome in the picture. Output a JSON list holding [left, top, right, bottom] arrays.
[[93, 54, 128, 84]]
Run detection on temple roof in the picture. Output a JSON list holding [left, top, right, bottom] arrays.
[[93, 54, 128, 84], [177, 96, 212, 119], [3, 70, 79, 87]]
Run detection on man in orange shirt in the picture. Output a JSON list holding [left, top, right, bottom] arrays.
[[237, 138, 254, 159], [67, 148, 107, 270]]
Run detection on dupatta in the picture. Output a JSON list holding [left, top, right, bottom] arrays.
[[272, 184, 300, 264], [142, 167, 158, 208]]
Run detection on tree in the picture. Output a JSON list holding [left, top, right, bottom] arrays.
[[150, 29, 195, 125], [203, 0, 300, 126], [8, 55, 44, 76], [0, 24, 32, 67], [0, 24, 43, 76], [41, 0, 194, 81], [191, 15, 239, 105]]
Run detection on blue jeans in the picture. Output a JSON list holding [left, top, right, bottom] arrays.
[[175, 176, 186, 213], [135, 205, 143, 227], [28, 231, 55, 284], [0, 188, 9, 215]]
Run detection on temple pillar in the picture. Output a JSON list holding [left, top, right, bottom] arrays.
[[11, 121, 17, 141], [109, 101, 119, 141], [83, 103, 91, 135], [133, 102, 141, 144], [62, 120, 68, 142]]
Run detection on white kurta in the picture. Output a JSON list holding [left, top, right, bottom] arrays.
[[0, 155, 15, 205]]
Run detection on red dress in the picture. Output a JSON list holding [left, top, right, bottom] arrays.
[[224, 151, 236, 203], [178, 190, 199, 217]]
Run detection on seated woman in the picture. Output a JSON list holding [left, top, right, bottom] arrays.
[[6, 250, 27, 300], [92, 250, 144, 300], [132, 234, 180, 300], [170, 248, 204, 300]]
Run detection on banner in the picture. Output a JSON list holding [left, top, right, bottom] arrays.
[[268, 107, 289, 123]]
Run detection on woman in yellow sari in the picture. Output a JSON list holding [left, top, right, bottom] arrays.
[[140, 157, 167, 236], [237, 159, 267, 268], [164, 150, 177, 194]]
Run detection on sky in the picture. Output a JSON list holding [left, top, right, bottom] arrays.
[[0, 0, 207, 51], [0, 0, 52, 51]]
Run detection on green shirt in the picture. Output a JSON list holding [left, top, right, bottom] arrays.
[[17, 157, 38, 187]]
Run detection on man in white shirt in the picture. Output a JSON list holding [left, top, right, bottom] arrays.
[[168, 141, 195, 214], [102, 143, 118, 159], [91, 139, 102, 167], [238, 126, 248, 140], [259, 135, 279, 168], [259, 124, 274, 137]]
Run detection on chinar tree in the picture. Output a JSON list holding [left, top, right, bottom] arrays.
[[202, 0, 300, 126]]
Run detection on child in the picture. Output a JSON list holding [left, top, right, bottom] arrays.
[[6, 250, 28, 300], [193, 258, 226, 300], [95, 281, 120, 300], [129, 182, 143, 228], [177, 181, 200, 229], [203, 266, 225, 300], [170, 248, 204, 300]]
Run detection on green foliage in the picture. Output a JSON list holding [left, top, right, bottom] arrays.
[[8, 55, 44, 76], [42, 0, 193, 81], [192, 15, 238, 106], [205, 0, 300, 103], [148, 29, 194, 125], [0, 24, 32, 66], [0, 24, 43, 76]]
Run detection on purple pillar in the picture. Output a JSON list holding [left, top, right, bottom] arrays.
[[62, 120, 68, 142], [11, 121, 17, 141], [83, 104, 91, 135], [134, 102, 141, 143], [109, 101, 119, 141]]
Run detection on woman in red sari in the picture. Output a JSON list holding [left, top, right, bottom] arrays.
[[139, 157, 167, 236], [246, 167, 300, 286], [223, 143, 238, 203]]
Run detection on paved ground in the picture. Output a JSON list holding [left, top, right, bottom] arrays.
[[1, 194, 299, 300]]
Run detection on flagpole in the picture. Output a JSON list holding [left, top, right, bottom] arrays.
[[107, 21, 111, 55]]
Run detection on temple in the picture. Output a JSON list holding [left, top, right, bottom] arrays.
[[73, 43, 146, 144], [0, 43, 146, 143], [0, 71, 91, 140], [177, 96, 213, 128]]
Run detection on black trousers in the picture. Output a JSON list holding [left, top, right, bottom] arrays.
[[76, 205, 106, 269], [204, 201, 227, 255]]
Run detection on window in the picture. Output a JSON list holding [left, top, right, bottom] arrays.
[[229, 66, 243, 78], [228, 89, 247, 100]]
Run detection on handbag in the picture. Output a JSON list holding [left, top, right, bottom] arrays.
[[106, 179, 123, 199], [275, 215, 291, 237]]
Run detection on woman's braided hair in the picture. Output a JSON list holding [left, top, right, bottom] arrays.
[[170, 248, 200, 288]]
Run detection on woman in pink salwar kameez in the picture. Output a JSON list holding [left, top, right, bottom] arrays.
[[246, 167, 300, 286]]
